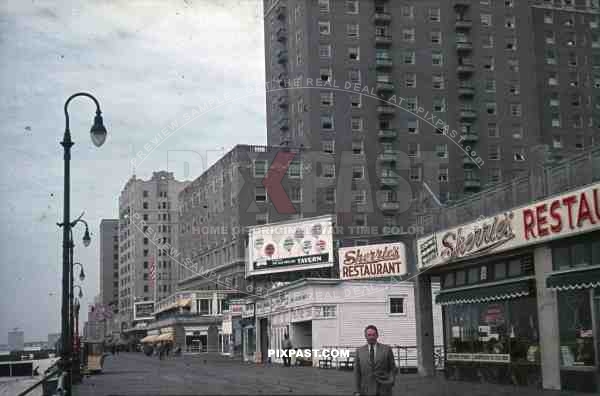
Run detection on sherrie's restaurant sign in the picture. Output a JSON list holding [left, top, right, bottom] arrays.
[[338, 242, 407, 280], [418, 183, 600, 269]]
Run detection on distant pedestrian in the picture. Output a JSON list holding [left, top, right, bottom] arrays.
[[282, 334, 293, 367], [354, 325, 397, 396]]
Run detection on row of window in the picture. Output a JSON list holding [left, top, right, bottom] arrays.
[[442, 256, 532, 289], [142, 201, 171, 210], [142, 190, 169, 198]]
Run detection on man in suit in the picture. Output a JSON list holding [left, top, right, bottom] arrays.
[[354, 325, 397, 396]]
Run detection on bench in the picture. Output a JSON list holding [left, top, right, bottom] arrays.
[[338, 351, 355, 371], [318, 356, 333, 368]]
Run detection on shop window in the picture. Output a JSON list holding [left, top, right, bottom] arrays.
[[508, 259, 522, 277], [468, 267, 479, 284], [558, 290, 596, 367], [443, 273, 455, 288], [494, 262, 507, 279], [593, 240, 600, 265], [456, 270, 466, 286]]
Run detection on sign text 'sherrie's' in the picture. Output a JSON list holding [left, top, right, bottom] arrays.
[[338, 242, 407, 280], [417, 183, 600, 269]]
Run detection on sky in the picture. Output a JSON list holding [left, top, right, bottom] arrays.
[[0, 0, 267, 343]]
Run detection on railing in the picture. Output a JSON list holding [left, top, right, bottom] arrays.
[[16, 359, 62, 396], [320, 345, 445, 370]]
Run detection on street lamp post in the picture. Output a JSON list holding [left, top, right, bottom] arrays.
[[58, 92, 107, 396]]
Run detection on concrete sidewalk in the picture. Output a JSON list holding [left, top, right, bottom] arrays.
[[73, 352, 587, 396]]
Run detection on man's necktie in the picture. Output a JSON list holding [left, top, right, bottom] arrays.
[[369, 345, 374, 365]]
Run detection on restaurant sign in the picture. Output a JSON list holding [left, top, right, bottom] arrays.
[[418, 183, 600, 269], [338, 242, 407, 280]]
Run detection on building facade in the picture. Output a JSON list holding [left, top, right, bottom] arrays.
[[99, 219, 119, 312], [263, 0, 599, 212], [415, 148, 600, 392], [117, 171, 189, 334], [7, 329, 24, 352]]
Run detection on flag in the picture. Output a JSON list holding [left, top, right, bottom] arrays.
[[149, 256, 156, 285]]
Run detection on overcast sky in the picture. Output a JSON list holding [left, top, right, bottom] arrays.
[[0, 0, 267, 343]]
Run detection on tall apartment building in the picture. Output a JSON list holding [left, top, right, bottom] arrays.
[[117, 171, 189, 330], [263, 0, 599, 213], [99, 219, 119, 312], [8, 329, 24, 351]]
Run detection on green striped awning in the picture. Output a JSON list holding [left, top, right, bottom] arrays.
[[546, 267, 600, 291], [435, 280, 532, 306]]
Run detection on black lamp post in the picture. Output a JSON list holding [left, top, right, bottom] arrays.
[[58, 92, 107, 396]]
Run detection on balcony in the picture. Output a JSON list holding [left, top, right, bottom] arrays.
[[456, 41, 473, 52], [373, 12, 392, 24], [276, 28, 287, 42], [378, 129, 397, 139], [375, 35, 393, 46], [458, 85, 475, 97], [464, 178, 481, 189], [455, 19, 473, 29], [462, 132, 479, 142], [276, 50, 288, 64], [377, 105, 395, 115], [381, 202, 401, 211], [376, 82, 394, 92], [376, 58, 393, 69], [380, 176, 399, 186], [459, 109, 477, 119], [277, 117, 289, 130]]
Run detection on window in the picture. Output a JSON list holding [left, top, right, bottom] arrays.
[[558, 290, 596, 367], [322, 140, 334, 153], [352, 190, 366, 204], [253, 160, 268, 177], [509, 82, 520, 95], [143, 202, 148, 209], [432, 51, 443, 66], [546, 31, 555, 44], [510, 103, 522, 117], [429, 8, 440, 22], [436, 144, 448, 158], [483, 56, 495, 71], [351, 117, 363, 131], [346, 0, 358, 14], [347, 24, 359, 39], [389, 297, 405, 314], [506, 37, 517, 51], [321, 115, 333, 130], [550, 92, 560, 107], [408, 143, 420, 158], [319, 21, 331, 35], [488, 123, 499, 137], [405, 73, 416, 88], [433, 97, 446, 112], [489, 145, 501, 160], [485, 78, 496, 92], [352, 141, 364, 156], [431, 31, 442, 45], [319, 68, 332, 82], [403, 28, 415, 42], [324, 187, 336, 203], [348, 69, 361, 83], [406, 97, 417, 112], [403, 50, 415, 64], [489, 168, 502, 184], [352, 166, 364, 180], [514, 148, 526, 162], [199, 299, 211, 315], [544, 11, 553, 24], [143, 214, 148, 221], [483, 35, 494, 48], [575, 135, 585, 150], [505, 0, 514, 7], [401, 5, 414, 18], [320, 91, 333, 107], [290, 186, 302, 203], [508, 59, 519, 72], [350, 94, 361, 108], [142, 190, 148, 197], [255, 187, 267, 203], [318, 0, 329, 13], [407, 119, 419, 134], [505, 16, 515, 29], [323, 163, 335, 178], [409, 167, 421, 181], [348, 47, 359, 60], [288, 160, 301, 178], [481, 14, 492, 26], [432, 74, 445, 89], [552, 113, 561, 127], [319, 44, 331, 58], [486, 102, 497, 115], [548, 72, 558, 86], [438, 168, 449, 183], [143, 249, 148, 257]]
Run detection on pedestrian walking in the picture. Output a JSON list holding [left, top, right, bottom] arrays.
[[282, 334, 293, 367], [353, 325, 397, 396]]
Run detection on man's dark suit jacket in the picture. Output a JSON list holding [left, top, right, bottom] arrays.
[[354, 343, 398, 396]]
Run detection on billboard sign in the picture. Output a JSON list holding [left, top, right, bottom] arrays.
[[417, 182, 600, 269], [247, 215, 334, 276], [134, 301, 155, 321], [338, 242, 407, 280]]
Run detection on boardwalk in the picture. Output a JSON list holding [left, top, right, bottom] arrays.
[[74, 352, 584, 396]]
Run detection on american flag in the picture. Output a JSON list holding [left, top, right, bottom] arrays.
[[148, 256, 156, 285]]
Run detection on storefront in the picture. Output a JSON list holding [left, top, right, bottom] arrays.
[[417, 182, 600, 392]]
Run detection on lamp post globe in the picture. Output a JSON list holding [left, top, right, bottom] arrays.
[[90, 113, 107, 147], [82, 229, 91, 247]]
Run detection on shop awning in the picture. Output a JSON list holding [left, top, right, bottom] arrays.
[[546, 267, 600, 291], [156, 333, 174, 342], [178, 298, 192, 308], [140, 335, 159, 343], [435, 280, 532, 305]]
